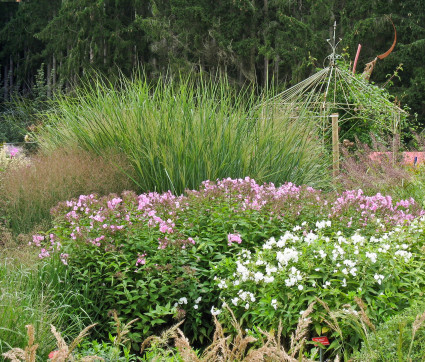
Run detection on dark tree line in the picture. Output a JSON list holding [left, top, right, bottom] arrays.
[[1, 0, 424, 129]]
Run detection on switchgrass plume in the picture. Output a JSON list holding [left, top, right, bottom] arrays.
[[2, 323, 101, 362], [353, 297, 375, 332], [49, 323, 100, 361], [317, 297, 378, 360], [408, 309, 425, 357], [140, 302, 323, 361], [315, 298, 343, 337], [140, 320, 185, 356], [108, 309, 139, 347], [2, 325, 38, 362]]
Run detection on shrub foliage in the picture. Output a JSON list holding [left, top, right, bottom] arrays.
[[31, 178, 425, 352]]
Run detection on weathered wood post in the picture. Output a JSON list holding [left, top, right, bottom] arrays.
[[331, 113, 339, 178]]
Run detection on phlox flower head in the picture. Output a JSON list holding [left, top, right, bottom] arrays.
[[7, 145, 20, 158], [136, 253, 147, 267], [178, 297, 188, 305], [315, 220, 331, 229], [60, 253, 69, 265], [211, 306, 221, 316], [228, 233, 242, 246], [38, 248, 50, 259], [276, 247, 299, 266], [107, 197, 122, 210], [31, 234, 44, 247], [374, 274, 385, 285]]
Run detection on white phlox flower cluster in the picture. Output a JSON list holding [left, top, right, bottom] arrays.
[[235, 261, 250, 282], [337, 236, 347, 244], [263, 232, 299, 250], [240, 249, 252, 260], [238, 290, 256, 302], [366, 252, 377, 263], [370, 236, 380, 243], [315, 220, 331, 230], [351, 233, 366, 245], [378, 243, 390, 253], [332, 244, 345, 260], [276, 247, 299, 266], [174, 297, 188, 307], [266, 264, 277, 275], [304, 232, 318, 245], [193, 296, 202, 309], [343, 259, 356, 268], [316, 249, 327, 259], [211, 306, 221, 315], [374, 273, 385, 285], [215, 276, 228, 289], [323, 281, 331, 289], [230, 290, 256, 310], [215, 224, 422, 317], [262, 236, 276, 250], [284, 266, 303, 287], [394, 249, 412, 262], [253, 271, 265, 283]]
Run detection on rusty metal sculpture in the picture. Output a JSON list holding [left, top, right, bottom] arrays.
[[362, 18, 397, 81]]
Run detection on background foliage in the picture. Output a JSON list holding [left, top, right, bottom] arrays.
[[1, 0, 425, 141]]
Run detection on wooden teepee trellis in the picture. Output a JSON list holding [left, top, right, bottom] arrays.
[[268, 22, 407, 177]]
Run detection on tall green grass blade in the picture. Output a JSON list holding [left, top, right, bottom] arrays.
[[37, 74, 332, 194]]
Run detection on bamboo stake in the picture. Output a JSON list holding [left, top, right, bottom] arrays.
[[331, 113, 339, 178]]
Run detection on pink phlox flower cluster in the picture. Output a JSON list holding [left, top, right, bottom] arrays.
[[107, 197, 123, 210], [138, 191, 178, 211], [396, 198, 415, 208], [108, 224, 125, 232], [228, 233, 242, 246], [147, 213, 175, 234], [331, 189, 421, 227], [89, 235, 105, 246], [158, 237, 169, 249], [136, 253, 147, 267], [91, 213, 106, 223], [60, 253, 69, 265], [39, 248, 50, 259], [198, 178, 304, 212], [181, 237, 196, 249], [30, 234, 44, 247], [7, 145, 20, 158], [137, 194, 152, 210], [49, 233, 61, 251], [65, 210, 79, 221]]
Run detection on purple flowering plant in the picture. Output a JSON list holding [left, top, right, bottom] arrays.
[[31, 177, 425, 347]]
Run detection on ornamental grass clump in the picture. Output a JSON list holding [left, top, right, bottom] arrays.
[[36, 75, 331, 193], [0, 253, 95, 360], [0, 147, 136, 235], [31, 178, 425, 350]]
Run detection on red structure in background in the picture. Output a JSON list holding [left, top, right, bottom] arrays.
[[369, 152, 425, 166]]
